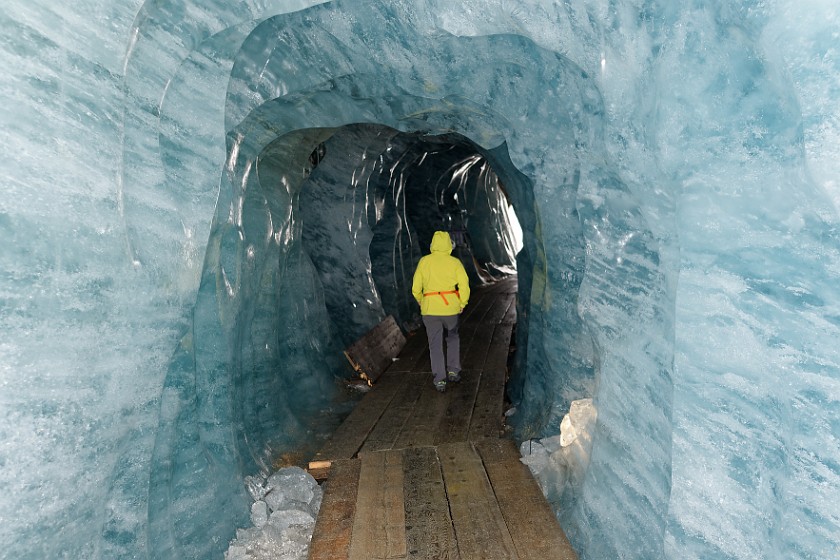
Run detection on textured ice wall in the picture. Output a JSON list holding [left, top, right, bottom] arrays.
[[650, 5, 840, 558], [2, 1, 840, 559]]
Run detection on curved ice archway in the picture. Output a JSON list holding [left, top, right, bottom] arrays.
[[120, 3, 674, 559]]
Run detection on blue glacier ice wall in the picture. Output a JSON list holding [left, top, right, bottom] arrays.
[[1, 1, 839, 560]]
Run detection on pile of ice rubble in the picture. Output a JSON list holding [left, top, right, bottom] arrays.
[[225, 467, 323, 560], [518, 398, 598, 503]]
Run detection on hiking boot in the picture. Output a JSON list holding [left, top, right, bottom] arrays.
[[434, 380, 447, 393], [447, 371, 461, 383]]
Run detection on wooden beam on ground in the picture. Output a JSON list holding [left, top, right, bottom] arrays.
[[392, 381, 452, 450], [413, 348, 432, 373], [309, 373, 406, 473], [483, 293, 515, 325], [461, 294, 513, 370], [344, 315, 407, 384], [437, 441, 518, 560], [474, 439, 578, 560], [460, 291, 488, 321], [402, 447, 458, 560], [453, 318, 481, 361], [466, 303, 515, 441], [461, 323, 494, 371], [385, 331, 428, 374], [483, 321, 514, 372], [455, 290, 496, 364], [435, 370, 481, 445], [359, 373, 425, 454], [308, 458, 361, 560], [468, 368, 506, 441], [348, 450, 407, 560]]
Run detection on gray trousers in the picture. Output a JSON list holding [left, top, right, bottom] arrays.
[[422, 315, 461, 383]]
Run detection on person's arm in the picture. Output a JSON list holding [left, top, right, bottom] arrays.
[[411, 261, 424, 305], [456, 262, 470, 311]]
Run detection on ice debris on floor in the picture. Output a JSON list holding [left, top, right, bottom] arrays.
[[225, 467, 323, 560], [520, 398, 597, 503]]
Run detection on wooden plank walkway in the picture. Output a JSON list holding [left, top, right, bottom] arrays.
[[308, 277, 578, 560]]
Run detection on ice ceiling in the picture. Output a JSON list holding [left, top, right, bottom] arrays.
[[1, 1, 839, 559]]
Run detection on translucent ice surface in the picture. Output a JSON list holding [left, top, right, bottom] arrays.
[[2, 1, 840, 559]]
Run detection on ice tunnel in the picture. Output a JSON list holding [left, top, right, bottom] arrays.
[[2, 1, 840, 559]]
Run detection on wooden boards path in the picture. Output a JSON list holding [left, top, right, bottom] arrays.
[[307, 277, 578, 560], [309, 439, 577, 560], [308, 278, 517, 475]]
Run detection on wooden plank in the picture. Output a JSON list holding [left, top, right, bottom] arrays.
[[501, 297, 517, 325], [308, 458, 361, 560], [437, 442, 518, 560], [461, 323, 493, 371], [310, 373, 407, 469], [460, 291, 491, 322], [392, 381, 451, 450], [448, 287, 497, 369], [345, 315, 407, 384], [483, 294, 514, 326], [413, 345, 432, 373], [384, 451, 408, 559], [500, 298, 516, 326], [402, 447, 458, 560], [348, 450, 407, 560], [474, 439, 578, 560], [385, 331, 428, 374], [457, 301, 496, 364], [434, 370, 481, 445], [402, 332, 435, 373], [359, 373, 426, 454], [308, 465, 331, 481], [453, 315, 481, 358], [484, 322, 514, 372], [460, 294, 513, 371], [468, 368, 506, 441], [467, 289, 502, 324]]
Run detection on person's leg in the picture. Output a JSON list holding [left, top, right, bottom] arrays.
[[443, 314, 461, 375], [422, 315, 447, 384]]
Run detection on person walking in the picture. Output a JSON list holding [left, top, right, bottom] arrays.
[[411, 231, 470, 392]]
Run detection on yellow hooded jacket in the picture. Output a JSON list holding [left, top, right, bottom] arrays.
[[412, 231, 470, 316]]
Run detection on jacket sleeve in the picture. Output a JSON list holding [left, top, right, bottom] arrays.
[[411, 261, 424, 305], [456, 261, 470, 309]]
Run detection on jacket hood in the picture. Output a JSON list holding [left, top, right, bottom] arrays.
[[430, 231, 453, 254]]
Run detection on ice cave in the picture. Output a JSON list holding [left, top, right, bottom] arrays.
[[1, 1, 839, 559]]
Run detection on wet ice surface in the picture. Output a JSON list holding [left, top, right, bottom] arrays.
[[520, 399, 598, 506], [2, 1, 840, 559], [225, 468, 322, 560]]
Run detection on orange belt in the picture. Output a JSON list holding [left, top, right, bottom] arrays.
[[423, 290, 459, 305]]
